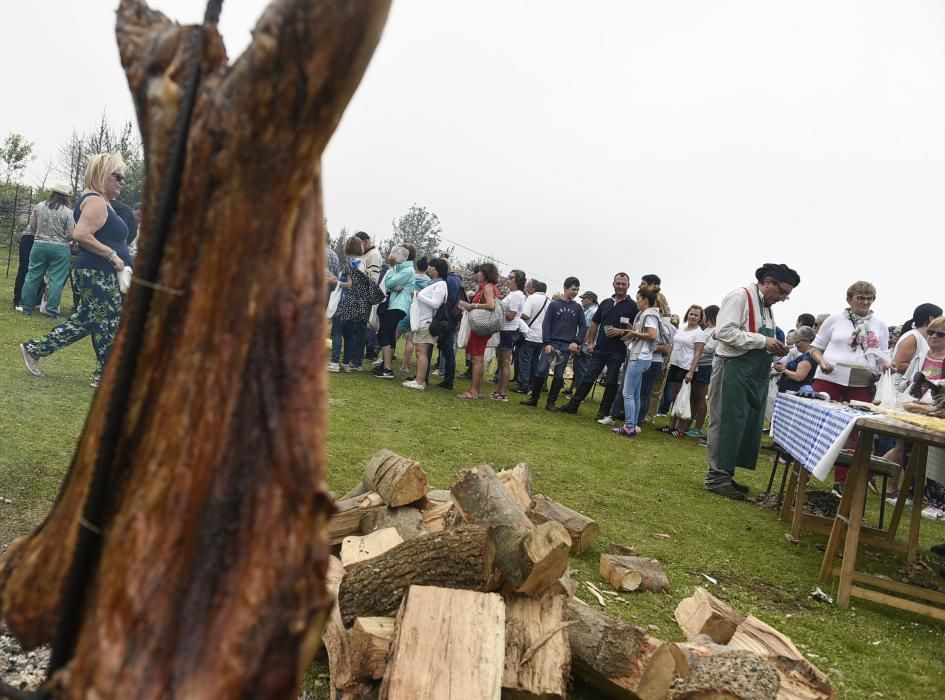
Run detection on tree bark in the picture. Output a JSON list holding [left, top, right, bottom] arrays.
[[329, 492, 386, 545], [0, 1, 390, 697], [361, 449, 430, 506], [670, 647, 780, 700], [360, 505, 426, 541], [338, 526, 498, 626]]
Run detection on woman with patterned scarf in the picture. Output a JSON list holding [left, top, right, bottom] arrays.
[[810, 281, 891, 493]]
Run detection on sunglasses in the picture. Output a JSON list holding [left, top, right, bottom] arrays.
[[930, 331, 945, 339], [111, 172, 126, 184], [853, 295, 875, 303]]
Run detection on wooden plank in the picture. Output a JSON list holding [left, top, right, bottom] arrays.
[[340, 527, 404, 569], [849, 585, 945, 623], [837, 434, 873, 606], [379, 585, 505, 700], [502, 595, 570, 699], [832, 569, 945, 606], [791, 468, 810, 539]]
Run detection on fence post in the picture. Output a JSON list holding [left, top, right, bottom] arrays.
[[5, 184, 22, 277]]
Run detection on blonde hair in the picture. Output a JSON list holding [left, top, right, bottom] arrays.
[[929, 316, 945, 332], [656, 292, 671, 315], [84, 153, 126, 195], [845, 281, 876, 300]]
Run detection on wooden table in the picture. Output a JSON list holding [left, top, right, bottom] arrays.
[[817, 416, 945, 621]]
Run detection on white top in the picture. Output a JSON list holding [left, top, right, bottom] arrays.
[[715, 284, 777, 359], [629, 308, 660, 361], [811, 311, 889, 386], [502, 289, 526, 331], [521, 293, 550, 343], [669, 325, 708, 369], [414, 279, 447, 325], [894, 328, 929, 360]]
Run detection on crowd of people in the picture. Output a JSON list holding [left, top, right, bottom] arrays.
[[326, 242, 945, 524]]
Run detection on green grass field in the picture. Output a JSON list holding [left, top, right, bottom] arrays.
[[1, 274, 943, 698]]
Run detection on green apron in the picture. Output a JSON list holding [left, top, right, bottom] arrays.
[[716, 288, 775, 471]]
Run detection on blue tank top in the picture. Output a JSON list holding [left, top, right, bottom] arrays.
[[74, 192, 131, 271]]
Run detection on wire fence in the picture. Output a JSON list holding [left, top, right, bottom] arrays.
[[1, 184, 35, 278]]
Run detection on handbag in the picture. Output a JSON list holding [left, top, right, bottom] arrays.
[[429, 303, 450, 337], [469, 298, 507, 335]]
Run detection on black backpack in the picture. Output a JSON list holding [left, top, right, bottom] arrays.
[[429, 303, 450, 337]]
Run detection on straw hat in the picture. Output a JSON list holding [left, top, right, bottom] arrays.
[[50, 182, 73, 196]]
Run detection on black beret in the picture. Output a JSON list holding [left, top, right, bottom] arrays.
[[755, 263, 800, 287]]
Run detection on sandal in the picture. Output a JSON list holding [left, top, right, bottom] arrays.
[[491, 393, 508, 402], [458, 391, 480, 399], [659, 426, 673, 434]]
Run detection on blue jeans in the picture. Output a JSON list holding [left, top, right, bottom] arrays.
[[579, 350, 625, 388], [572, 350, 590, 386], [517, 340, 542, 389], [658, 375, 675, 414], [536, 340, 572, 381], [622, 359, 651, 429], [331, 318, 366, 365], [437, 329, 457, 385], [637, 360, 663, 423]]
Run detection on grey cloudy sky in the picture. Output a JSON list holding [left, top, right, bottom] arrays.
[[3, 0, 944, 327]]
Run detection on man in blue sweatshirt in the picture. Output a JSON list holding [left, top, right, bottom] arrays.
[[521, 277, 587, 410]]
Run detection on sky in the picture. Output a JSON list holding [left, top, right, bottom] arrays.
[[3, 0, 944, 327]]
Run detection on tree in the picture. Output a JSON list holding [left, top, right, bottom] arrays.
[[56, 114, 144, 205], [388, 204, 453, 259], [329, 225, 349, 263], [0, 132, 34, 184], [0, 0, 391, 697]]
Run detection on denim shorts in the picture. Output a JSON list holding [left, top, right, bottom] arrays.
[[499, 330, 520, 350], [695, 364, 712, 384]]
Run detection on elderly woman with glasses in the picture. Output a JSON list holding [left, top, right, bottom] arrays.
[[20, 153, 131, 388], [809, 281, 891, 492]]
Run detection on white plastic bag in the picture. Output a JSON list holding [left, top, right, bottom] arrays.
[[671, 380, 692, 420], [409, 296, 421, 332], [118, 267, 133, 295], [875, 369, 896, 409], [765, 377, 778, 422], [457, 312, 471, 348], [325, 283, 342, 319]]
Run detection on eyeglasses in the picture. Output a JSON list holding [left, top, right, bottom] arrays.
[[774, 282, 791, 300], [111, 172, 126, 184], [929, 331, 945, 339], [853, 295, 875, 303]]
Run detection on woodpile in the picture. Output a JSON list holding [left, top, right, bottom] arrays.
[[321, 451, 834, 699]]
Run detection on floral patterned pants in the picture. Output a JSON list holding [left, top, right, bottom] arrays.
[[25, 268, 122, 380]]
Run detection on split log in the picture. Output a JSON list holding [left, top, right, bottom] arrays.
[[502, 594, 570, 699], [0, 1, 390, 697], [418, 490, 455, 533], [329, 492, 386, 545], [528, 494, 600, 555], [551, 569, 578, 598], [674, 587, 744, 644], [451, 465, 571, 596], [600, 554, 670, 593], [350, 617, 395, 681], [340, 528, 404, 569], [338, 525, 498, 626], [728, 616, 834, 700], [379, 585, 506, 700], [606, 543, 638, 556], [322, 556, 358, 693], [670, 646, 780, 700], [345, 449, 429, 507], [360, 506, 426, 540], [564, 598, 675, 700], [498, 464, 534, 510]]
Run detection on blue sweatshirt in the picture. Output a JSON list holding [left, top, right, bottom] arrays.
[[542, 298, 588, 344]]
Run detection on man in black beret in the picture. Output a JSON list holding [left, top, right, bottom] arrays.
[[704, 263, 799, 500]]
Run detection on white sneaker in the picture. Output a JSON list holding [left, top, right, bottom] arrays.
[[431, 369, 443, 377], [327, 362, 341, 373], [402, 380, 425, 390], [14, 305, 24, 312], [597, 416, 615, 425], [920, 505, 945, 520], [340, 363, 353, 373], [372, 357, 384, 367]]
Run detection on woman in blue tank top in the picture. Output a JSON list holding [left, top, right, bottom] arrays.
[[20, 153, 131, 388]]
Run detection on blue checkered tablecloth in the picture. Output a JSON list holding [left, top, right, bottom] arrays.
[[770, 393, 866, 481]]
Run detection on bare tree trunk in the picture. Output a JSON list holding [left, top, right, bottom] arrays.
[[0, 1, 390, 697]]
